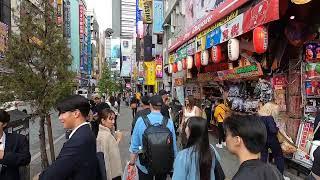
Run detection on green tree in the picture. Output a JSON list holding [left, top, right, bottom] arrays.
[[0, 0, 75, 169], [98, 64, 121, 96]]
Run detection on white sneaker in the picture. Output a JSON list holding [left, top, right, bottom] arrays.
[[222, 142, 226, 146], [283, 176, 290, 180], [216, 144, 223, 149]]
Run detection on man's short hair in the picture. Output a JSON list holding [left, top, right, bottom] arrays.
[[56, 95, 90, 117], [224, 114, 267, 154], [0, 109, 10, 124], [141, 96, 150, 105]]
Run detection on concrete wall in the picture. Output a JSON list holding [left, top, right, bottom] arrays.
[[70, 0, 80, 72]]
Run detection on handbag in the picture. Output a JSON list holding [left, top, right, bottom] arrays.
[[96, 152, 107, 180], [122, 162, 139, 180], [130, 103, 137, 109]]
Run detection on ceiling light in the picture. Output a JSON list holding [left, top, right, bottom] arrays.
[[290, 16, 295, 20]]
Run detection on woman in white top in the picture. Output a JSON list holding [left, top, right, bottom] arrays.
[[180, 95, 202, 148], [96, 109, 123, 180]]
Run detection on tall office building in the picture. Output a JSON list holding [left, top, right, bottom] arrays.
[[120, 0, 136, 38]]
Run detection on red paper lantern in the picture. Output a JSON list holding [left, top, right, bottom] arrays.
[[182, 58, 187, 70], [211, 45, 222, 63], [253, 26, 268, 54], [173, 62, 178, 73], [195, 52, 201, 68]]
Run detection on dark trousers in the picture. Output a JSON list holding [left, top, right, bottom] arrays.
[[114, 115, 118, 131], [132, 108, 137, 118], [112, 176, 121, 180], [217, 122, 225, 144], [138, 168, 167, 180], [261, 137, 285, 174]]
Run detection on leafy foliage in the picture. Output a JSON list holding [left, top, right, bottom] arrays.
[[0, 0, 75, 115], [98, 64, 121, 96]]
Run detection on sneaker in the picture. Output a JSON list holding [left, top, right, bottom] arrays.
[[216, 144, 223, 149], [222, 142, 226, 146], [283, 176, 290, 180]]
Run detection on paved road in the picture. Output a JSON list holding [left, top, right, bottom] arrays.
[[29, 103, 307, 180]]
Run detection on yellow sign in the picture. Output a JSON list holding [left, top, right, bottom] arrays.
[[169, 54, 175, 64], [142, 0, 153, 24], [144, 61, 156, 85]]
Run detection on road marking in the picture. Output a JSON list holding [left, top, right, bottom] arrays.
[[31, 133, 65, 162]]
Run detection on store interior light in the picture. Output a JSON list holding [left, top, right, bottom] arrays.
[[290, 16, 295, 20]]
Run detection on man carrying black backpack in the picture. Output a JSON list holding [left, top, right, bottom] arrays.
[[129, 95, 177, 180]]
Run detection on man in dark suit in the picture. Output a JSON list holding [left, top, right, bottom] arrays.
[[0, 109, 31, 180], [39, 95, 98, 180]]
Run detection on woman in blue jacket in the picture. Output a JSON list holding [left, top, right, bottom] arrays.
[[172, 117, 224, 180]]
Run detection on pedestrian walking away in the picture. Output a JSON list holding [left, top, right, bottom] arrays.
[[129, 95, 178, 180], [159, 90, 171, 119], [130, 95, 139, 118], [214, 99, 229, 149], [39, 95, 98, 180], [0, 109, 31, 180], [96, 109, 123, 180], [131, 95, 151, 135]]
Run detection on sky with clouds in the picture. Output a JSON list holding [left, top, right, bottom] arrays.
[[87, 0, 112, 32]]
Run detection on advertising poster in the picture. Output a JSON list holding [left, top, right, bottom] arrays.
[[120, 56, 132, 77], [63, 0, 71, 38], [294, 121, 314, 168], [144, 61, 156, 85], [0, 22, 8, 59], [153, 0, 163, 34]]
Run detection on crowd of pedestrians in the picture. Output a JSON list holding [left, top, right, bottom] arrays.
[[1, 91, 320, 180]]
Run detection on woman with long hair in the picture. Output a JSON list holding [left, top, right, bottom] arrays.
[[96, 109, 123, 180], [180, 95, 202, 147], [258, 102, 288, 180], [173, 117, 224, 180]]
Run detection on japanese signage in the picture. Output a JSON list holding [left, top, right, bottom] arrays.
[[87, 16, 92, 76], [142, 0, 153, 24], [169, 54, 175, 64], [155, 56, 163, 78], [198, 63, 263, 82], [57, 0, 63, 25], [169, 0, 280, 52], [79, 4, 85, 38], [144, 61, 156, 85], [64, 0, 71, 38], [0, 22, 8, 59], [153, 0, 163, 34], [294, 122, 314, 167]]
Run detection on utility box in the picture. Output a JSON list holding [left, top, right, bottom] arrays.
[[5, 109, 30, 180]]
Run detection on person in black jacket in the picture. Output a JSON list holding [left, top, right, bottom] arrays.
[[0, 109, 31, 180], [39, 95, 98, 180], [131, 96, 151, 135], [224, 114, 283, 180]]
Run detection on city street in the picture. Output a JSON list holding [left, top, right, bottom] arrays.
[[29, 103, 306, 180]]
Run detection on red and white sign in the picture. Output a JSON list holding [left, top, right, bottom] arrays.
[[169, 0, 280, 53], [169, 0, 249, 52], [79, 5, 85, 38]]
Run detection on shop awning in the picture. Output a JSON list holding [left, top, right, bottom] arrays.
[[169, 0, 280, 53]]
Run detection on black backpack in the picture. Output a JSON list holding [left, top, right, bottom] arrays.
[[140, 115, 174, 175]]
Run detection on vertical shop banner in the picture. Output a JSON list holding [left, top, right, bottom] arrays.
[[138, 62, 145, 77], [176, 86, 185, 106], [144, 35, 153, 60], [64, 0, 71, 38], [0, 22, 8, 59], [142, 0, 153, 24], [87, 16, 92, 76], [111, 38, 121, 71], [121, 56, 132, 77], [153, 0, 163, 34], [155, 56, 163, 78], [144, 61, 156, 85], [294, 122, 314, 167], [79, 5, 84, 38]]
